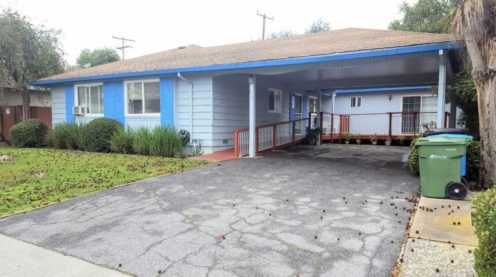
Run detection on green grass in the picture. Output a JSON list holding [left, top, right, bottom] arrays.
[[0, 147, 208, 217]]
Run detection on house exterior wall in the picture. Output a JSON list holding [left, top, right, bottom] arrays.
[[211, 74, 293, 152], [51, 87, 66, 125], [0, 90, 51, 107], [175, 74, 214, 153], [333, 90, 437, 135]]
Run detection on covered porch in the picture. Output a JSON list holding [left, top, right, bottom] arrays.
[[210, 46, 455, 158]]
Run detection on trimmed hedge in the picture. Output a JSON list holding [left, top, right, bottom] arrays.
[[10, 119, 48, 147], [473, 187, 496, 276], [49, 122, 84, 150], [81, 118, 122, 152]]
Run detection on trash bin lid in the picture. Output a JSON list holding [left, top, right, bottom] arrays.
[[429, 134, 473, 141], [415, 136, 467, 146], [423, 128, 468, 137]]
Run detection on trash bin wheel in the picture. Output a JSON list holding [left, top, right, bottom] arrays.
[[445, 181, 468, 200]]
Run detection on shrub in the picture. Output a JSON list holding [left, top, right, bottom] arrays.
[[407, 138, 419, 175], [81, 118, 122, 152], [50, 122, 84, 149], [148, 126, 183, 157], [10, 119, 48, 147], [466, 141, 481, 182], [110, 128, 135, 154], [132, 127, 152, 155], [473, 187, 496, 277]]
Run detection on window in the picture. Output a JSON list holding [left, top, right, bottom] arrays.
[[351, 96, 361, 108], [268, 88, 282, 113], [126, 80, 160, 114], [75, 84, 103, 114], [308, 97, 318, 113]]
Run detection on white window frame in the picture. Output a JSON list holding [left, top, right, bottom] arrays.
[[124, 79, 161, 116], [400, 94, 438, 134], [308, 96, 318, 113], [74, 83, 104, 115], [351, 96, 362, 108], [268, 88, 283, 113]]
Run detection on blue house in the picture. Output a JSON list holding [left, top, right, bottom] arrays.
[[33, 28, 461, 157]]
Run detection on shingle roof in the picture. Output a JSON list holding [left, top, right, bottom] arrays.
[[41, 28, 452, 81]]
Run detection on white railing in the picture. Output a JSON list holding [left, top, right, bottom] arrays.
[[234, 118, 309, 157], [320, 111, 447, 139]]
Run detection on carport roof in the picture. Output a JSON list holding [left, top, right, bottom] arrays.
[[34, 28, 458, 86]]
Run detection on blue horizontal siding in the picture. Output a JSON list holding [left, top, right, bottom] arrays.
[[160, 77, 174, 126], [103, 81, 125, 125], [31, 42, 460, 86], [65, 85, 74, 122]]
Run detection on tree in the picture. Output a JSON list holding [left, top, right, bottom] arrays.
[[389, 0, 457, 33], [77, 48, 120, 68], [267, 30, 298, 39], [305, 18, 330, 34], [0, 9, 64, 120], [451, 70, 479, 134], [452, 0, 496, 187]]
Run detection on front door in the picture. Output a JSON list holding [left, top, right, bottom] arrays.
[[292, 94, 303, 134]]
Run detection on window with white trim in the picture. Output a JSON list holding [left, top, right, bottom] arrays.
[[268, 88, 282, 113], [351, 96, 361, 108], [75, 84, 103, 114], [126, 80, 160, 114]]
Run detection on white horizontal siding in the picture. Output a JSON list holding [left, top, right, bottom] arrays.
[[50, 87, 66, 126], [211, 74, 290, 152], [75, 115, 102, 125], [126, 116, 161, 129], [174, 74, 214, 153]]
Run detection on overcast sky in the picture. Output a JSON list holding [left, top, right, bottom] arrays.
[[1, 0, 417, 65]]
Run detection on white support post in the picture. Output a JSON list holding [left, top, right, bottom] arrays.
[[437, 49, 447, 128], [248, 75, 256, 158]]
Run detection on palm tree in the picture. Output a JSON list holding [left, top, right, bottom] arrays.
[[452, 0, 496, 187]]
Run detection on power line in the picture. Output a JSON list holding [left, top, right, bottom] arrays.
[[112, 36, 135, 60], [256, 11, 274, 40]]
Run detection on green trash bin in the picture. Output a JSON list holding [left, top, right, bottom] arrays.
[[415, 137, 468, 199]]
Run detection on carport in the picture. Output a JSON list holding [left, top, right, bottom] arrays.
[[212, 44, 457, 157]]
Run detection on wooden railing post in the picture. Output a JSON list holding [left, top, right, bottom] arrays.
[[255, 128, 259, 153], [330, 113, 334, 141], [388, 112, 392, 137], [413, 112, 418, 135], [308, 112, 312, 129], [292, 121, 296, 142], [273, 125, 277, 148], [234, 129, 239, 157], [444, 112, 450, 128], [320, 112, 324, 143]]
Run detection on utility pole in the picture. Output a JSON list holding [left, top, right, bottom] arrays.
[[112, 36, 135, 59], [257, 11, 274, 40]]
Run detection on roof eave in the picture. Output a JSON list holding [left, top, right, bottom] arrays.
[[31, 41, 463, 87]]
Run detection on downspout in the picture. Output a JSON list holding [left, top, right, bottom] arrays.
[[177, 73, 193, 143]]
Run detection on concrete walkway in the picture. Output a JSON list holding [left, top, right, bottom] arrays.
[[0, 234, 128, 277], [398, 196, 478, 277], [0, 144, 419, 277]]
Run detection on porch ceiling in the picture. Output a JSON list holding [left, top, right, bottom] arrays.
[[215, 51, 452, 90]]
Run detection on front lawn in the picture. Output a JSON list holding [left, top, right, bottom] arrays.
[[0, 148, 207, 217]]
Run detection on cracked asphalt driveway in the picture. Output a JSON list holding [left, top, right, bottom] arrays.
[[0, 144, 419, 277]]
